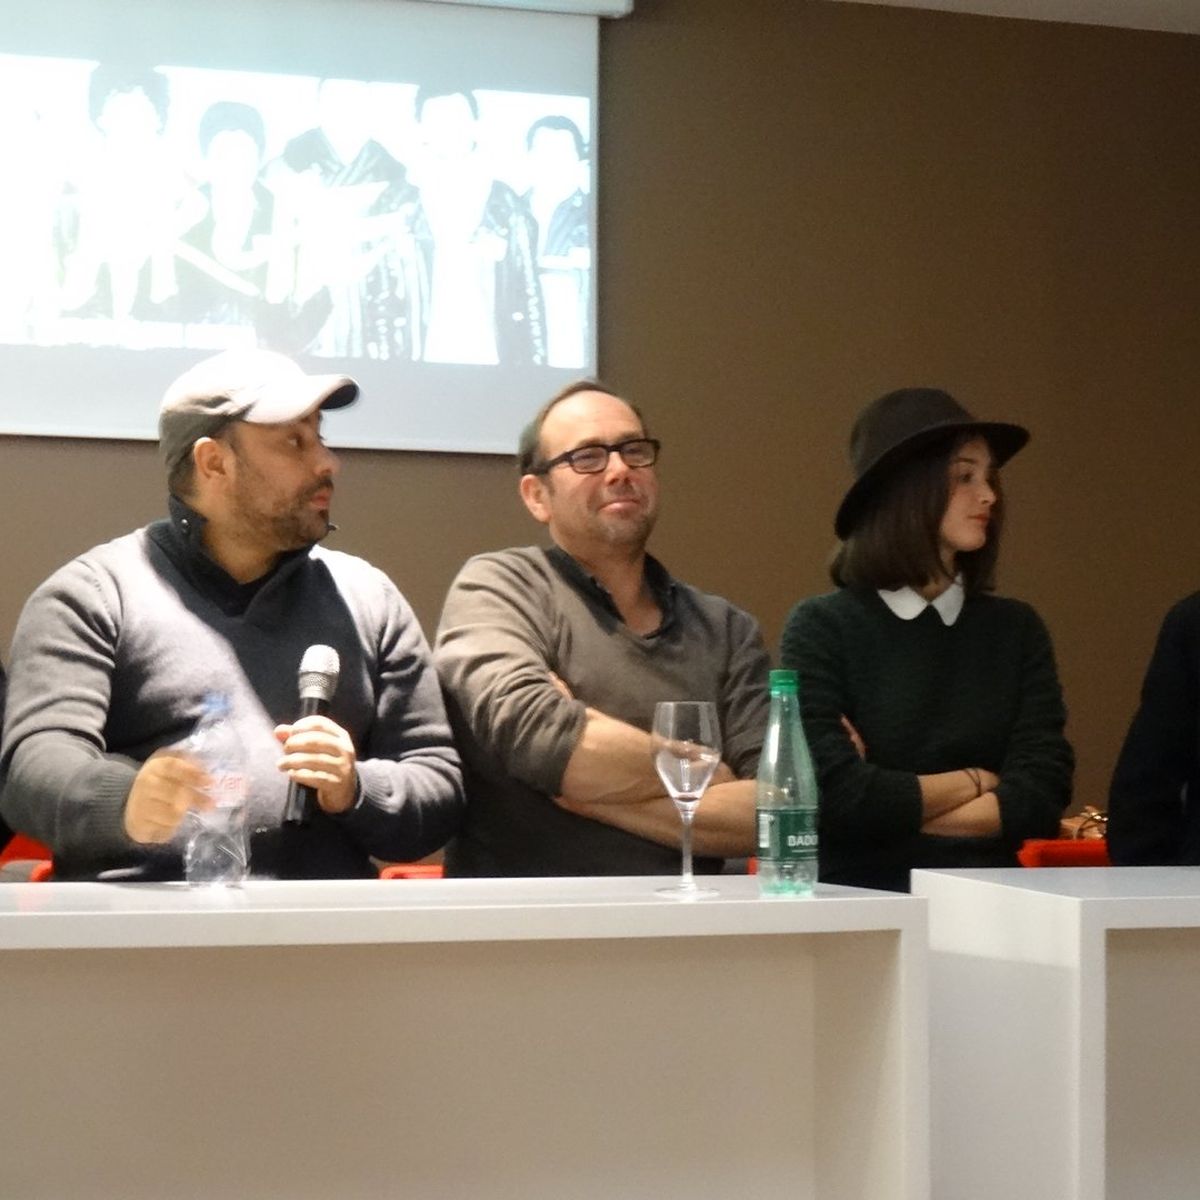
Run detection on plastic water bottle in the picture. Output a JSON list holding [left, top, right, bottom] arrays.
[[182, 692, 249, 886], [756, 669, 818, 896]]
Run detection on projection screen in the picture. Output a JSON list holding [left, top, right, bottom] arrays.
[[0, 0, 598, 452]]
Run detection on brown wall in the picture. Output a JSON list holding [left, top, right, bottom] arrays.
[[2, 0, 1199, 813]]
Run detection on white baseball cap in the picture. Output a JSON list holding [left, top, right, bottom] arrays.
[[159, 349, 358, 470]]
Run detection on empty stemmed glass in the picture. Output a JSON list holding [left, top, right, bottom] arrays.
[[651, 701, 722, 899]]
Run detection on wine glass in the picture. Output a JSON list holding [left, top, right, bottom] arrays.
[[651, 701, 722, 899]]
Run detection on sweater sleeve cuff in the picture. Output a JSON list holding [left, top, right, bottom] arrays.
[[333, 758, 465, 864], [528, 700, 588, 797], [818, 764, 924, 843], [330, 769, 372, 823], [994, 781, 1063, 844], [79, 758, 141, 855], [881, 772, 925, 839], [855, 767, 925, 840]]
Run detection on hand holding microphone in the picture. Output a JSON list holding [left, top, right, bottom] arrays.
[[278, 646, 357, 823]]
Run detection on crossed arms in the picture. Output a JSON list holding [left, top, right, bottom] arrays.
[[554, 695, 756, 856], [434, 551, 770, 858]]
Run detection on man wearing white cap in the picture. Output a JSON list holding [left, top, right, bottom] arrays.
[[0, 349, 463, 880]]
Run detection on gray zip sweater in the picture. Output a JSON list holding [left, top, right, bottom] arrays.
[[0, 499, 463, 880]]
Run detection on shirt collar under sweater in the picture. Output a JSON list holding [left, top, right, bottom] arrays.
[[877, 577, 965, 626], [545, 543, 678, 637], [152, 495, 313, 617]]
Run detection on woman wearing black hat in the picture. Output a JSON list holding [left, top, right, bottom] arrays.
[[780, 388, 1073, 892]]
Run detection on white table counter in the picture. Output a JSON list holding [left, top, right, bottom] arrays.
[[1, 872, 918, 948], [1, 876, 929, 1200], [913, 866, 1200, 1200]]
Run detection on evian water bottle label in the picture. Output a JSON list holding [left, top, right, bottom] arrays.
[[757, 810, 817, 859], [207, 772, 246, 810]]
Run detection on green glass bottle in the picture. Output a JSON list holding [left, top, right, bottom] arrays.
[[756, 669, 818, 896]]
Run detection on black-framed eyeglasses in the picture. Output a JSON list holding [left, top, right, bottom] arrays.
[[532, 437, 661, 476]]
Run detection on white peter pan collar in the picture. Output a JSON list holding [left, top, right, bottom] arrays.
[[877, 577, 965, 626]]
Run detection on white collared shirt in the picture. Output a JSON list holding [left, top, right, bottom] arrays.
[[877, 577, 965, 627]]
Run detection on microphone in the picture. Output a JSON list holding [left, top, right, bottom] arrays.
[[282, 644, 341, 826]]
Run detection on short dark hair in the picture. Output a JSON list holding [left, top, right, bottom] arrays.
[[516, 379, 647, 476], [166, 417, 238, 500], [198, 101, 266, 158], [88, 65, 169, 131], [526, 115, 586, 159], [831, 431, 1004, 594], [414, 86, 479, 123]]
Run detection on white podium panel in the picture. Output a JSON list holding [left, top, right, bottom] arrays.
[[913, 866, 1200, 1200], [0, 876, 929, 1200]]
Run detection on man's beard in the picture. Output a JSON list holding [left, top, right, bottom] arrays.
[[231, 478, 334, 553], [592, 491, 656, 549], [269, 503, 333, 550]]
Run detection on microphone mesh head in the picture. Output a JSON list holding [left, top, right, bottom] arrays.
[[298, 644, 340, 701]]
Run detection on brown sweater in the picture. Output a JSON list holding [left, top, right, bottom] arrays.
[[434, 545, 770, 876]]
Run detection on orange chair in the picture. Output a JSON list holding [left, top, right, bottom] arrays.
[[1017, 838, 1111, 868], [0, 833, 52, 869], [379, 863, 445, 880], [0, 834, 53, 879]]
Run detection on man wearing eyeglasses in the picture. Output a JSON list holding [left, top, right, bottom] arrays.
[[434, 380, 770, 876]]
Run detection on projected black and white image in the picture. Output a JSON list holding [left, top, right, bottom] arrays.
[[0, 54, 592, 371]]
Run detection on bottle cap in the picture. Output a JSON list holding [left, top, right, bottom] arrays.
[[200, 691, 231, 717], [768, 669, 798, 693]]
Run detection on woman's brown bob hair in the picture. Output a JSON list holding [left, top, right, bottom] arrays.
[[831, 431, 1003, 594]]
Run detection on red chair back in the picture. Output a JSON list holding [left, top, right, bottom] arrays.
[[1017, 839, 1111, 868], [380, 863, 445, 880], [0, 834, 52, 868]]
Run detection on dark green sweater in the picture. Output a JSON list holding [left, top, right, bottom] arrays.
[[780, 587, 1073, 891]]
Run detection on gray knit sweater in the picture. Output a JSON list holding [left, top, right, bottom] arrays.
[[0, 500, 463, 880]]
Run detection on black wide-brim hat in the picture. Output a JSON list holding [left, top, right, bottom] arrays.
[[834, 387, 1030, 539]]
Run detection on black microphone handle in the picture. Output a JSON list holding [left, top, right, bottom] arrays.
[[282, 695, 332, 826]]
